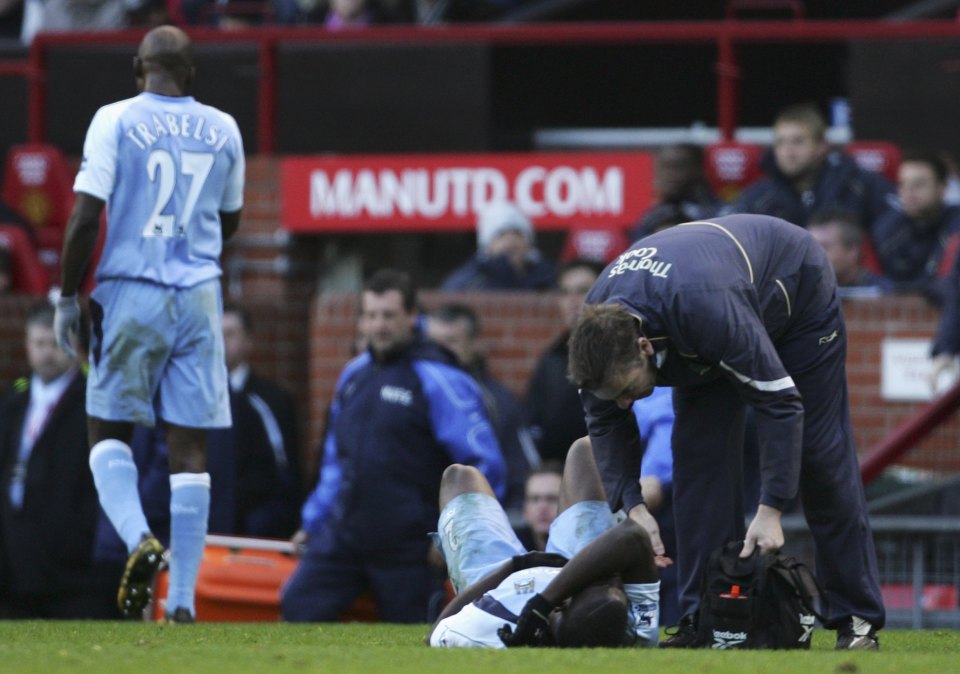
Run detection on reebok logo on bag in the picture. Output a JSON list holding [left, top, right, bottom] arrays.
[[695, 541, 827, 650]]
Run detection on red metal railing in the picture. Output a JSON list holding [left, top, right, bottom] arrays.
[[2, 20, 960, 152]]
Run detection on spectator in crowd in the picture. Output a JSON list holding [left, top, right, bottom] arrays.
[[628, 144, 722, 241], [870, 149, 960, 306], [19, 0, 158, 45], [807, 210, 890, 295], [513, 462, 562, 551], [281, 269, 505, 623], [0, 302, 116, 618], [223, 302, 302, 535], [54, 26, 245, 624], [568, 214, 885, 650], [441, 201, 556, 291], [525, 259, 602, 463], [428, 438, 659, 649], [427, 302, 538, 523], [729, 103, 895, 228]]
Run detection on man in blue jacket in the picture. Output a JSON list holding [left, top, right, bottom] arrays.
[[281, 269, 506, 623], [729, 103, 895, 228], [568, 214, 885, 650]]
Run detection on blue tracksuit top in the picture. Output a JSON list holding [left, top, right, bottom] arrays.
[[583, 213, 836, 514], [301, 338, 506, 557]]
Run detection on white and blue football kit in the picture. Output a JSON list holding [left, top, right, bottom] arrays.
[[74, 92, 244, 428], [431, 493, 660, 648]]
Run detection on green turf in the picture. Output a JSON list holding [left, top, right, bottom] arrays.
[[0, 623, 957, 674]]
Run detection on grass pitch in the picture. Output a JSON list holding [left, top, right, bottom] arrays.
[[0, 622, 957, 674]]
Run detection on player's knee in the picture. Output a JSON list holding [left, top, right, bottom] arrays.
[[566, 436, 594, 464], [441, 463, 480, 487]]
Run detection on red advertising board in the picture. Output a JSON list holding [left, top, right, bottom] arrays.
[[280, 152, 654, 233]]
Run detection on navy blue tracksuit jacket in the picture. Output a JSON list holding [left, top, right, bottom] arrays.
[[582, 214, 885, 629], [282, 338, 505, 622]]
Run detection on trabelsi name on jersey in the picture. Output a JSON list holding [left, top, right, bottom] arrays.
[[74, 91, 245, 288], [124, 112, 233, 153]]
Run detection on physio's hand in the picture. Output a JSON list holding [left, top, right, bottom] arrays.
[[740, 504, 784, 558], [53, 295, 81, 358], [928, 353, 957, 393], [291, 529, 309, 556], [498, 594, 555, 647], [628, 503, 670, 566]]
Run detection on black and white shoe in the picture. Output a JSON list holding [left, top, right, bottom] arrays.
[[835, 616, 879, 650]]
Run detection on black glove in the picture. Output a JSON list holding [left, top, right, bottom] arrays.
[[497, 593, 556, 648], [511, 551, 568, 571]]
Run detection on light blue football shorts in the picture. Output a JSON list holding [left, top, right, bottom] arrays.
[[86, 278, 231, 429], [437, 492, 616, 593]]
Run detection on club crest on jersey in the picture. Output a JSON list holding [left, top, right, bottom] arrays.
[[608, 246, 672, 279], [513, 576, 536, 595]]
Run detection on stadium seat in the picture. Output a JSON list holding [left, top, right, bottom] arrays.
[[846, 140, 902, 184], [2, 144, 76, 252], [704, 141, 765, 203], [0, 224, 50, 296]]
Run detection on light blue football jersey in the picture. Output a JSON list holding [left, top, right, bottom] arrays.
[[74, 92, 245, 288]]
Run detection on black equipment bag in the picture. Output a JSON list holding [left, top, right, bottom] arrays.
[[695, 541, 827, 649]]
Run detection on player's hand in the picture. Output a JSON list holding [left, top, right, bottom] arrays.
[[497, 594, 555, 647], [627, 503, 669, 565], [511, 551, 568, 571], [740, 504, 784, 558], [54, 295, 81, 358]]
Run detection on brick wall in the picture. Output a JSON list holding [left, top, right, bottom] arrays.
[[4, 156, 957, 484]]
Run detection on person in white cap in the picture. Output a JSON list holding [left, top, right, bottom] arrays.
[[441, 201, 556, 291]]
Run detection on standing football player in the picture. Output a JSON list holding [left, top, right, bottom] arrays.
[[54, 25, 245, 623]]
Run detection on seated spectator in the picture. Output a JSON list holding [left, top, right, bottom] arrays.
[[807, 210, 891, 296], [20, 0, 158, 44], [525, 259, 602, 462], [223, 302, 302, 537], [628, 143, 722, 241], [729, 103, 895, 228], [871, 149, 960, 306], [0, 301, 116, 618], [929, 249, 960, 392], [441, 201, 556, 291], [513, 462, 562, 551], [427, 302, 538, 523]]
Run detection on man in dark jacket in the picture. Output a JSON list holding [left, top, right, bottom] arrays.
[[0, 302, 115, 618], [870, 149, 960, 306], [525, 259, 603, 463], [426, 302, 539, 523], [567, 214, 885, 650], [730, 103, 895, 228], [281, 269, 506, 623]]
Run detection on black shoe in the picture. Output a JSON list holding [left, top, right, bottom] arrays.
[[659, 614, 701, 648], [835, 616, 879, 650], [163, 607, 196, 624], [118, 533, 166, 618]]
